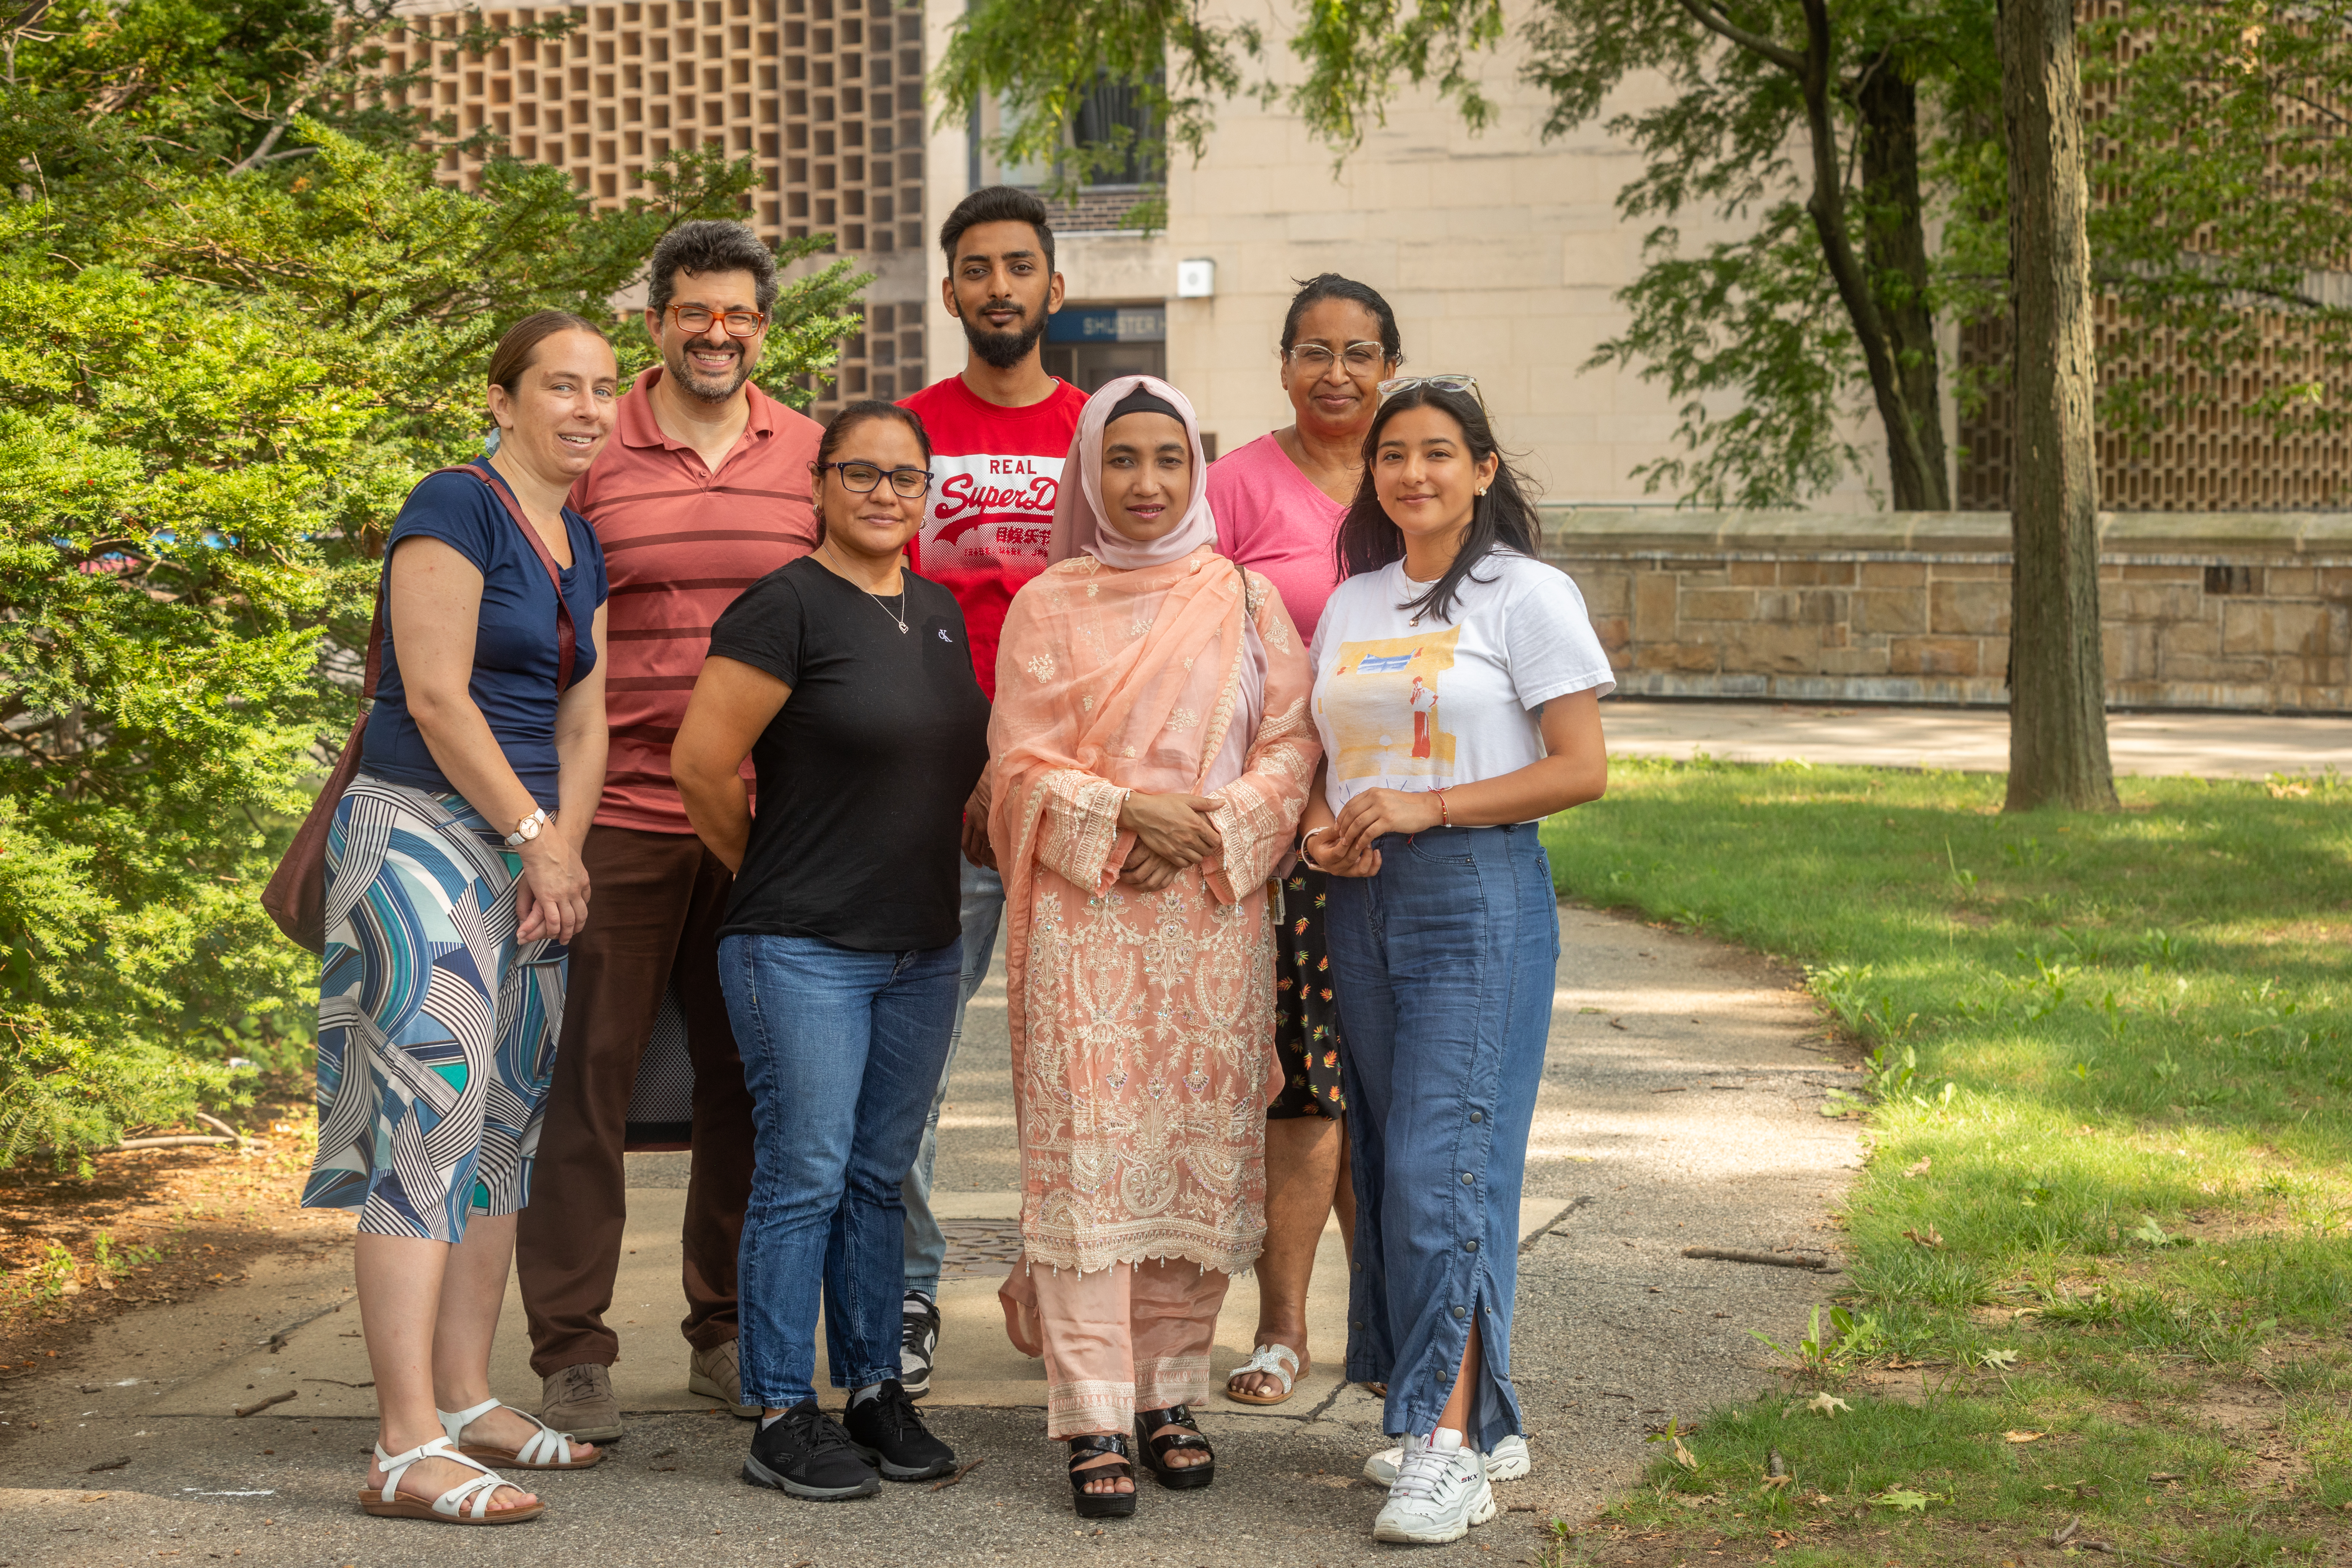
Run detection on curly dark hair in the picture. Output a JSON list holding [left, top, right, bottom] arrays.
[[647, 220, 778, 319]]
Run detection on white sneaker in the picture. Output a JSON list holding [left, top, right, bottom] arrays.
[[1372, 1428, 1498, 1544], [1363, 1431, 1530, 1487]]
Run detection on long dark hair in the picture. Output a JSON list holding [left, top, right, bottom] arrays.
[[1334, 384, 1541, 624]]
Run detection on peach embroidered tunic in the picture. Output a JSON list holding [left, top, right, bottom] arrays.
[[987, 545, 1319, 1278]]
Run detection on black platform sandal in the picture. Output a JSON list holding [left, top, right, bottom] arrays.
[[1067, 1434, 1138, 1519], [1133, 1404, 1215, 1490]]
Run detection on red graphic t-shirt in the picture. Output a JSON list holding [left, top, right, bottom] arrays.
[[900, 373, 1088, 701]]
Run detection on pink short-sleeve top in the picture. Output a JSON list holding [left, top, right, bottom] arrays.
[[1206, 432, 1349, 642]]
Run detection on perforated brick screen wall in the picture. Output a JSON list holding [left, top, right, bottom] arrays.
[[386, 0, 930, 417]]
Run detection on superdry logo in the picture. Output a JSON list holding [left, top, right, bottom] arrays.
[[922, 453, 1064, 563]]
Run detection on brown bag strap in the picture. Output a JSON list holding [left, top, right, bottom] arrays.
[[359, 572, 386, 701], [425, 461, 580, 693]]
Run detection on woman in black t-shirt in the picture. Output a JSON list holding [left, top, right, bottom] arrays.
[[672, 401, 990, 1503]]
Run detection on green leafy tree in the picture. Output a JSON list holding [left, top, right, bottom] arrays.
[[939, 0, 2350, 813], [0, 1, 869, 1166], [2066, 3, 2352, 445], [939, 0, 2352, 507]]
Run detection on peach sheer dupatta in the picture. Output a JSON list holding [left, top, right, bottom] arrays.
[[983, 376, 1319, 1427], [987, 548, 1319, 1269], [986, 548, 1318, 1423]]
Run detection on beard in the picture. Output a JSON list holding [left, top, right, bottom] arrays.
[[667, 338, 754, 403], [961, 297, 1048, 371]]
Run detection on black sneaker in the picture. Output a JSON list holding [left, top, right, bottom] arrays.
[[843, 1378, 957, 1481], [900, 1292, 941, 1398], [742, 1400, 880, 1500]]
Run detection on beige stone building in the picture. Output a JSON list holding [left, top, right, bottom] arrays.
[[388, 0, 2344, 515], [390, 0, 937, 405], [388, 0, 1899, 505], [922, 0, 1891, 509]]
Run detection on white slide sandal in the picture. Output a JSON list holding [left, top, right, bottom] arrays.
[[1223, 1342, 1301, 1406]]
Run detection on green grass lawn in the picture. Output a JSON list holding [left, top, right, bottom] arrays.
[[1538, 756, 2352, 1567]]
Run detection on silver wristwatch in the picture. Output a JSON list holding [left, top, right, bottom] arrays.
[[505, 807, 549, 848]]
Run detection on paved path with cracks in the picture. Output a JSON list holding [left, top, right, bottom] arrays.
[[0, 904, 1860, 1565]]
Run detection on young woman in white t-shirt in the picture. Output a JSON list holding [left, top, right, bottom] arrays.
[[1297, 381, 1613, 1545]]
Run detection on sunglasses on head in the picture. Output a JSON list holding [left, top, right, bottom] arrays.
[[1377, 373, 1482, 406]]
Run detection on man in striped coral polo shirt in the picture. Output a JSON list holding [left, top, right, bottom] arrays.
[[516, 220, 821, 1442]]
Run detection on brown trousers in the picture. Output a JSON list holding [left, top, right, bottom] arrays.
[[516, 825, 752, 1375]]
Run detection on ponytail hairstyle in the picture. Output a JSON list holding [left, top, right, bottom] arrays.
[[1333, 383, 1541, 624], [487, 309, 609, 395], [818, 398, 933, 467]]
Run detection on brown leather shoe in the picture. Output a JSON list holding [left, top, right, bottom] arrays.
[[687, 1339, 759, 1419], [538, 1362, 622, 1443]]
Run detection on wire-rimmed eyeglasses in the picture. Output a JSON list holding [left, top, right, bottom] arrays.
[[820, 461, 932, 498], [1285, 341, 1390, 375]]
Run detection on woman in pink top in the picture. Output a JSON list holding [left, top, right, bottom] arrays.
[[1205, 274, 1402, 1406]]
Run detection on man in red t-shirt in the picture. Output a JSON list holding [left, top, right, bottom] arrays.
[[517, 221, 823, 1443], [894, 187, 1086, 1394]]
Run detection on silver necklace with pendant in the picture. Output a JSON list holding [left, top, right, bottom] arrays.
[[827, 544, 909, 633], [866, 587, 909, 634]]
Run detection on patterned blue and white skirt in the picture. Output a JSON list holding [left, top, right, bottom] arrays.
[[300, 773, 566, 1243]]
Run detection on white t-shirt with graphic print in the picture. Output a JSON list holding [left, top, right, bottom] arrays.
[[1309, 551, 1615, 819]]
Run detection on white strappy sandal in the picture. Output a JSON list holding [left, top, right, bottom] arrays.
[[438, 1396, 602, 1470], [1224, 1342, 1301, 1406], [359, 1436, 544, 1524]]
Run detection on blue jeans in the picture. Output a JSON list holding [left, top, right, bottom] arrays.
[[719, 933, 962, 1408], [899, 860, 1004, 1299], [1326, 824, 1559, 1451]]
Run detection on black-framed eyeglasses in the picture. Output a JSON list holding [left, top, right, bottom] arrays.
[[1286, 341, 1389, 375], [665, 303, 768, 338], [1378, 373, 1483, 407], [820, 461, 932, 498]]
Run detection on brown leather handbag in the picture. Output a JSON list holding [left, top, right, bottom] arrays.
[[261, 462, 580, 952]]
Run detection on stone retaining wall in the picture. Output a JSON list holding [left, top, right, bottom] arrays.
[[1538, 510, 2351, 712]]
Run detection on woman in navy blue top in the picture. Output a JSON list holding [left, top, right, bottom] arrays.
[[307, 311, 614, 1527]]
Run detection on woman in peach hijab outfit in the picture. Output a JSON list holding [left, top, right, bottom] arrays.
[[986, 375, 1319, 1518]]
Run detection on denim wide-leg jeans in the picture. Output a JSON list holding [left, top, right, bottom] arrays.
[[719, 932, 961, 1409], [900, 859, 1005, 1298], [1326, 824, 1560, 1452]]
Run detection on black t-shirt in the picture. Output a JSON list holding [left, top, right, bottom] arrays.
[[708, 555, 991, 951]]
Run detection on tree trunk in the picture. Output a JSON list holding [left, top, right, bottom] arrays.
[[1854, 58, 1950, 511], [1670, 0, 1954, 511], [1996, 0, 2116, 812]]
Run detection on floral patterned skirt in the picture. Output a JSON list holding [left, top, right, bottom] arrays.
[[1268, 865, 1345, 1119]]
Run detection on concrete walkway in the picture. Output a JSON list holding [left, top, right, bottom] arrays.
[[0, 907, 1862, 1566], [1602, 698, 2348, 780]]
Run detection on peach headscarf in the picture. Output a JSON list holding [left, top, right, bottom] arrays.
[[1044, 374, 1218, 570]]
